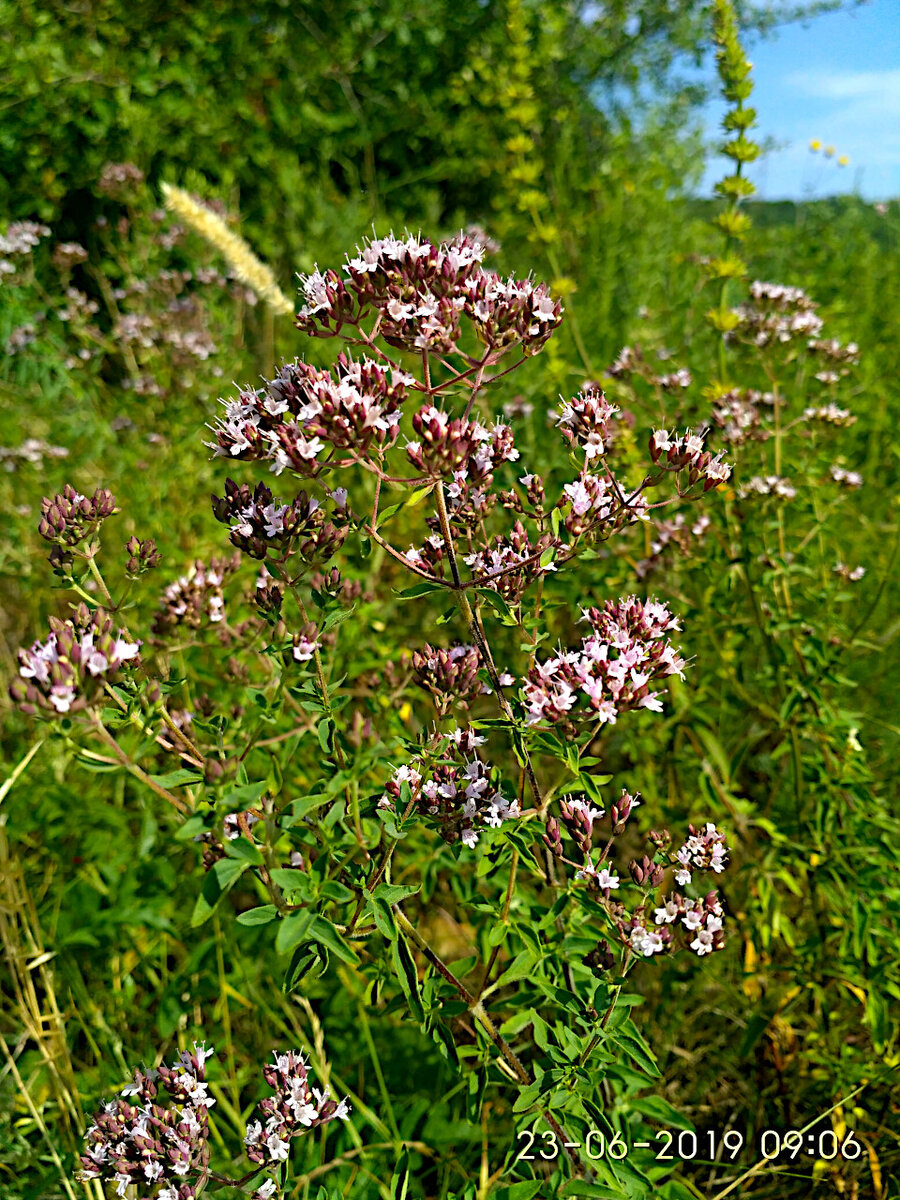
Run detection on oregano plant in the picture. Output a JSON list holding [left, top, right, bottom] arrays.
[[11, 227, 741, 1198]]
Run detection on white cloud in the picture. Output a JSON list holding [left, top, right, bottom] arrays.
[[786, 66, 900, 107]]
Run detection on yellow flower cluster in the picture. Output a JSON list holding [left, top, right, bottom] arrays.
[[160, 183, 294, 316], [809, 140, 850, 166]]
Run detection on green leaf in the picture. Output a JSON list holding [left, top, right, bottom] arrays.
[[319, 880, 354, 903], [236, 905, 279, 926], [308, 916, 359, 965], [275, 909, 315, 954], [223, 782, 269, 805], [223, 837, 264, 865], [610, 1025, 660, 1078], [394, 581, 446, 599], [558, 1180, 624, 1198], [150, 769, 202, 788], [269, 868, 309, 891], [492, 950, 539, 990], [392, 930, 425, 1023], [191, 856, 249, 927], [369, 894, 398, 941], [318, 717, 335, 754], [372, 883, 421, 905], [476, 588, 515, 622], [494, 1184, 542, 1200], [630, 1096, 693, 1131], [174, 815, 208, 842], [391, 1146, 410, 1200], [321, 603, 357, 633]]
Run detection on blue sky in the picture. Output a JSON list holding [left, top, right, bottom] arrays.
[[696, 0, 900, 200]]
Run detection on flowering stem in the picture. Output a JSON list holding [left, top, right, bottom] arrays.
[[477, 844, 520, 997], [90, 719, 191, 816], [82, 549, 113, 604], [433, 481, 546, 811], [392, 909, 585, 1172], [278, 571, 368, 855]]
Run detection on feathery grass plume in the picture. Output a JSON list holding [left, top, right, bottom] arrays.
[[160, 183, 294, 317]]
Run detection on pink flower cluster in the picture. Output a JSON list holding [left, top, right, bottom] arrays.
[[11, 607, 140, 716], [732, 280, 824, 346], [627, 890, 726, 958], [523, 597, 685, 727], [207, 354, 412, 475], [152, 554, 242, 634], [296, 231, 563, 355], [556, 388, 620, 460], [244, 1050, 350, 1168], [79, 1043, 215, 1199], [462, 520, 555, 603], [672, 822, 729, 888], [212, 479, 346, 564], [560, 472, 646, 535], [803, 403, 855, 426], [738, 474, 797, 500], [378, 728, 520, 848], [648, 429, 732, 488], [406, 406, 519, 483], [412, 644, 484, 714]]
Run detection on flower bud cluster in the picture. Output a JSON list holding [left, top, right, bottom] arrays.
[[0, 436, 69, 469], [738, 474, 797, 500], [648, 429, 732, 488], [558, 795, 605, 855], [0, 219, 51, 256], [803, 403, 855, 426], [404, 532, 448, 575], [297, 232, 562, 356], [834, 562, 865, 582], [52, 241, 89, 270], [583, 820, 729, 960], [378, 728, 520, 848], [38, 484, 117, 548], [523, 597, 685, 729], [244, 1050, 350, 1168], [0, 220, 50, 279], [731, 280, 824, 346], [560, 472, 640, 536], [830, 465, 863, 489], [406, 407, 519, 483], [809, 337, 859, 368], [635, 513, 711, 580], [97, 161, 145, 198], [11, 606, 140, 716], [607, 344, 693, 391], [212, 479, 346, 564], [152, 555, 241, 634], [556, 389, 620, 460], [559, 789, 729, 962], [79, 1042, 214, 1199], [462, 521, 555, 603], [412, 644, 484, 714], [626, 890, 725, 959], [672, 822, 729, 887], [125, 536, 162, 578], [709, 387, 769, 445], [208, 354, 411, 475]]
